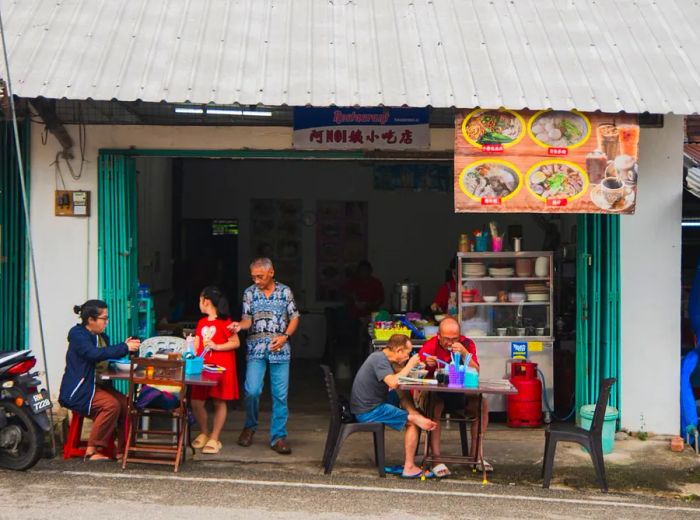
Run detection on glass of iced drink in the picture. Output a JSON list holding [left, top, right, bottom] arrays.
[[597, 124, 619, 160], [618, 125, 639, 159]]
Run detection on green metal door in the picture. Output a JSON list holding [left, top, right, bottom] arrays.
[[98, 154, 139, 344], [576, 214, 621, 417], [0, 117, 29, 352]]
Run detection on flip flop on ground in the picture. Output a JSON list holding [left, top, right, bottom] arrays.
[[202, 439, 222, 454], [192, 433, 209, 449], [432, 463, 451, 478], [472, 460, 494, 472], [401, 470, 435, 479]]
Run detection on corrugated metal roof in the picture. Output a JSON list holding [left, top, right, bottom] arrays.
[[1, 0, 700, 113]]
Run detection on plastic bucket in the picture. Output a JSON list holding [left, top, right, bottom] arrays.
[[579, 405, 618, 454]]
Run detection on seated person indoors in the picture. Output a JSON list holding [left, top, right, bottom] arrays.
[[418, 317, 492, 473], [350, 334, 437, 478]]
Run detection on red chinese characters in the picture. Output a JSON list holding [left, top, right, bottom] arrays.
[[481, 144, 504, 153], [547, 147, 568, 156], [546, 198, 567, 207], [481, 197, 502, 205]]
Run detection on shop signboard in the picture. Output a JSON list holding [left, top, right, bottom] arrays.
[[454, 109, 640, 214], [294, 107, 429, 150]]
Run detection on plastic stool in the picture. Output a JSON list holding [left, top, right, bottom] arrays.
[[63, 412, 117, 460]]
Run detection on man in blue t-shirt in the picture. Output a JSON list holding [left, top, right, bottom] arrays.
[[350, 334, 437, 478]]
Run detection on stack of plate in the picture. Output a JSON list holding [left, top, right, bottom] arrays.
[[488, 266, 514, 278], [525, 283, 550, 302], [463, 262, 486, 277]]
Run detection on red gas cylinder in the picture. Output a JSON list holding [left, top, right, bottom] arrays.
[[507, 361, 542, 427]]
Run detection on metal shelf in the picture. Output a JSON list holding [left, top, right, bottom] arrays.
[[458, 251, 554, 259], [459, 302, 550, 306], [462, 277, 549, 281]]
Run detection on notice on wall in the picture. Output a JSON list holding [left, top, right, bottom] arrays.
[[294, 107, 429, 150], [454, 109, 640, 214]]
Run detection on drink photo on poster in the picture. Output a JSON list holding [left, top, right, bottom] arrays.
[[588, 121, 638, 212]]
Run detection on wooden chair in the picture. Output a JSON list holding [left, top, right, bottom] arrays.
[[320, 365, 386, 477], [122, 357, 188, 473], [542, 378, 616, 492]]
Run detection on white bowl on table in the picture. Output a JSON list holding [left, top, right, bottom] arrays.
[[112, 360, 135, 372], [482, 295, 497, 303]]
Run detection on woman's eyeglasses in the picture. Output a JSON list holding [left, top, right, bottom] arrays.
[[96, 316, 109, 321]]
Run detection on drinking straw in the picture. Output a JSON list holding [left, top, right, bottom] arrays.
[[464, 353, 472, 368], [429, 356, 449, 367]]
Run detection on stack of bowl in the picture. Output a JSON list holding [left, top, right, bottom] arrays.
[[515, 258, 533, 277], [488, 266, 514, 277], [525, 283, 550, 302], [463, 262, 486, 278]]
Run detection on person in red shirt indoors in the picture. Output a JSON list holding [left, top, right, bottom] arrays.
[[346, 260, 385, 319], [430, 258, 457, 314], [418, 317, 492, 473]]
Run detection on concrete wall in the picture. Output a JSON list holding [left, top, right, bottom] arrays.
[[619, 114, 684, 434]]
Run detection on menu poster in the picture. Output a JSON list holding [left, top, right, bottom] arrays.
[[454, 109, 640, 214]]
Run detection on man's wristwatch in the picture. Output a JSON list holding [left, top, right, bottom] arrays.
[[281, 333, 290, 338]]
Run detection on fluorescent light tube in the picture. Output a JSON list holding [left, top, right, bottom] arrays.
[[175, 107, 204, 114], [206, 108, 243, 115], [242, 110, 273, 117]]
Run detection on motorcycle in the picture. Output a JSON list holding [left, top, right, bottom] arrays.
[[0, 350, 51, 470]]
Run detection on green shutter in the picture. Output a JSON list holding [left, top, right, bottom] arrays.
[[98, 154, 138, 391], [0, 118, 29, 352], [576, 214, 621, 419]]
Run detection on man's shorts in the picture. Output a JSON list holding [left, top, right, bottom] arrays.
[[355, 403, 408, 431]]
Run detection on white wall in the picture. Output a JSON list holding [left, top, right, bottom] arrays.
[[620, 114, 684, 434], [180, 158, 548, 311]]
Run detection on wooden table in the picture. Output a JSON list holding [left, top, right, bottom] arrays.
[[101, 367, 222, 387], [101, 367, 222, 453], [398, 381, 518, 483]]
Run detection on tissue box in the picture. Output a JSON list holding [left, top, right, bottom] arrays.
[[185, 356, 203, 375]]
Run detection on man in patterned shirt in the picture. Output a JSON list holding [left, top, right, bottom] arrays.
[[228, 257, 300, 454]]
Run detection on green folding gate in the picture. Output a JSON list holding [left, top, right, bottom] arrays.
[[0, 118, 29, 352], [576, 214, 621, 419], [98, 154, 139, 392]]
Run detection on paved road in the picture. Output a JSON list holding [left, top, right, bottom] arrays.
[[2, 460, 699, 519]]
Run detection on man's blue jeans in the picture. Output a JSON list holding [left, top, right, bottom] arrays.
[[243, 358, 289, 445]]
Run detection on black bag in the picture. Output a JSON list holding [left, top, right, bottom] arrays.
[[337, 394, 355, 423]]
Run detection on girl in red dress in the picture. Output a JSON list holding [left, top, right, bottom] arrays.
[[191, 286, 240, 454]]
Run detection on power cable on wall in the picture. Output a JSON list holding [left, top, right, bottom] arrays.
[[0, 6, 56, 454]]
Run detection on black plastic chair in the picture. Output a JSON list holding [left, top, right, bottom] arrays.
[[542, 378, 616, 492], [320, 365, 385, 477]]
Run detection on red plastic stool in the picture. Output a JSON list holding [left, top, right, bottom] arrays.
[[63, 412, 118, 460]]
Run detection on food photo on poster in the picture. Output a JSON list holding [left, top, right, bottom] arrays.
[[454, 109, 640, 214]]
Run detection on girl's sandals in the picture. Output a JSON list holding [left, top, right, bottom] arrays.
[[192, 433, 209, 449], [202, 439, 222, 454]]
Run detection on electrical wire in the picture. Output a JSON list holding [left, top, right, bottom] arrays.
[[0, 6, 56, 455]]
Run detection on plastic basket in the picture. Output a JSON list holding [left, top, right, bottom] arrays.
[[373, 328, 412, 341]]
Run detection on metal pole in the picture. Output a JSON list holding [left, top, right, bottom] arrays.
[[0, 6, 56, 453]]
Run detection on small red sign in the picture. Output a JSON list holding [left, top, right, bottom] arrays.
[[547, 198, 568, 207], [481, 197, 502, 205], [482, 144, 504, 153], [547, 147, 568, 156]]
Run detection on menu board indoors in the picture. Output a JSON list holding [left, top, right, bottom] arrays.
[[454, 109, 640, 214]]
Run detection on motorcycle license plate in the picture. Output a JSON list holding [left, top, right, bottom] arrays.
[[29, 392, 51, 415]]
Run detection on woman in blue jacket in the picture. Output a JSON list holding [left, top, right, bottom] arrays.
[[58, 300, 140, 461]]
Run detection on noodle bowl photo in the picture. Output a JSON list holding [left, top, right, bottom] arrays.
[[528, 110, 591, 148], [527, 160, 589, 202], [459, 160, 522, 201], [462, 109, 525, 148]]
